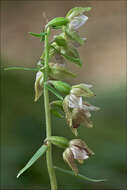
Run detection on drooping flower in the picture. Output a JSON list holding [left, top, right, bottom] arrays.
[[34, 71, 44, 102], [63, 94, 100, 135], [63, 139, 94, 175], [69, 14, 88, 31]]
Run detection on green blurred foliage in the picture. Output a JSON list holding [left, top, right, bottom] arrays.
[[1, 59, 126, 190]]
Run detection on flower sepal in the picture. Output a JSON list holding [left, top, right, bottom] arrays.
[[49, 62, 76, 80], [34, 71, 44, 102], [64, 29, 86, 47], [66, 7, 92, 20], [46, 17, 69, 29], [71, 83, 95, 97]]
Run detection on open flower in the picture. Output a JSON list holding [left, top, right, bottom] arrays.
[[63, 94, 100, 135], [69, 14, 88, 31], [63, 139, 94, 175]]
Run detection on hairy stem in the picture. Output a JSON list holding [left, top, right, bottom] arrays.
[[44, 27, 57, 190]]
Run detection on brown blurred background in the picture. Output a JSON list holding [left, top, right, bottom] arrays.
[[1, 1, 126, 190]]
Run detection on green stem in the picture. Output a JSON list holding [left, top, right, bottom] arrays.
[[44, 27, 57, 190]]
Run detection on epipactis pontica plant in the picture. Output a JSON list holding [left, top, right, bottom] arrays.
[[5, 7, 106, 190]]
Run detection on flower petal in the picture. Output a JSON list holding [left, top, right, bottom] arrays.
[[71, 146, 89, 160], [63, 148, 78, 175], [34, 71, 44, 102], [83, 102, 100, 112], [69, 15, 88, 30], [68, 94, 82, 108]]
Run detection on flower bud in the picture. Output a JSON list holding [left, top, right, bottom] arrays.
[[47, 136, 69, 149], [49, 80, 71, 94], [71, 83, 94, 97], [66, 7, 92, 20], [46, 17, 69, 29], [54, 35, 67, 47], [49, 63, 76, 80], [34, 71, 44, 102]]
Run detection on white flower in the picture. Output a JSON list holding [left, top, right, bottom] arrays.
[[69, 15, 88, 30]]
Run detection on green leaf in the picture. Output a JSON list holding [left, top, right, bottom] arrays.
[[54, 166, 106, 183], [50, 100, 64, 118], [66, 7, 92, 20], [49, 80, 71, 94], [44, 83, 63, 100], [46, 17, 69, 28], [29, 32, 46, 41], [51, 109, 63, 119], [4, 67, 39, 71], [50, 100, 63, 108], [62, 53, 82, 66], [17, 145, 48, 178], [52, 26, 64, 30]]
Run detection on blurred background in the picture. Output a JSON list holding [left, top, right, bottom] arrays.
[[1, 1, 126, 190]]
